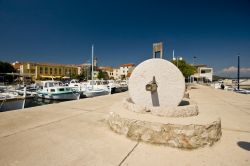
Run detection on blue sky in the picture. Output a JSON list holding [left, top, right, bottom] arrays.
[[0, 0, 249, 76]]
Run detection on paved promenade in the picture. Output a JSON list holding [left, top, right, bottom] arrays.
[[0, 85, 250, 166]]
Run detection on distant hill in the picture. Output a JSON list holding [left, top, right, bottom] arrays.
[[213, 75, 229, 81]]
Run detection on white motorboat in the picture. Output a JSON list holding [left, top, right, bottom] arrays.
[[88, 80, 110, 91], [81, 80, 110, 97], [37, 81, 80, 100], [107, 80, 122, 93], [0, 92, 25, 112], [68, 79, 86, 97], [116, 80, 128, 91], [83, 87, 109, 98]]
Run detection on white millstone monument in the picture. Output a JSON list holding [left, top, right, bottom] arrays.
[[129, 58, 185, 107], [107, 43, 221, 149]]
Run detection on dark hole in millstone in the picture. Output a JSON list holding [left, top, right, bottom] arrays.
[[178, 100, 190, 106]]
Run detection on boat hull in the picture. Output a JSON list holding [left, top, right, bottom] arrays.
[[83, 90, 109, 98], [37, 92, 80, 100], [0, 97, 25, 112]]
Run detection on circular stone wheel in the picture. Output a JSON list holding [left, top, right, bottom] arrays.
[[129, 58, 185, 107]]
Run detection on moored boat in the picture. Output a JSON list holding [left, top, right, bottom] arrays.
[[37, 81, 80, 100], [81, 80, 110, 97], [0, 92, 25, 112]]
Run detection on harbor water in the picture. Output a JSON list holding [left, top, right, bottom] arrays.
[[24, 97, 62, 108]]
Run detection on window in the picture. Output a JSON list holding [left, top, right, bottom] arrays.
[[48, 82, 54, 87], [45, 67, 48, 74], [40, 67, 43, 74], [59, 88, 64, 91], [59, 68, 61, 75], [201, 69, 211, 74], [50, 68, 52, 74], [54, 68, 57, 75], [50, 89, 55, 92]]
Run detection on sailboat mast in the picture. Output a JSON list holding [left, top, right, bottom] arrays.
[[92, 44, 94, 82]]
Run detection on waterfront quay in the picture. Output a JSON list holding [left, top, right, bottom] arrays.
[[0, 85, 250, 166]]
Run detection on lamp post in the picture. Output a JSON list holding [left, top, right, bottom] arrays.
[[176, 57, 183, 68], [172, 50, 183, 68]]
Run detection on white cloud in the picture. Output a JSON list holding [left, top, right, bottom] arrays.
[[220, 66, 250, 75], [222, 66, 237, 73], [241, 67, 250, 73]]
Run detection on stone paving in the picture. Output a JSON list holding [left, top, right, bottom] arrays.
[[0, 85, 250, 166]]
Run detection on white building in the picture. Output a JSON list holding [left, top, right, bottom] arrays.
[[198, 67, 213, 82], [190, 65, 213, 83], [99, 63, 135, 80], [113, 68, 120, 80], [118, 64, 134, 80]]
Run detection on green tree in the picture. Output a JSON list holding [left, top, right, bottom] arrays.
[[77, 71, 87, 81], [0, 61, 16, 83], [97, 70, 109, 80], [0, 61, 16, 73], [171, 60, 196, 78], [70, 70, 87, 81], [70, 73, 78, 79]]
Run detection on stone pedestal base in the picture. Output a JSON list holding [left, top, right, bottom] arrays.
[[107, 102, 221, 149], [123, 98, 198, 117]]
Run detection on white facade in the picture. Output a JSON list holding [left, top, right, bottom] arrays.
[[190, 67, 213, 83], [106, 70, 114, 78], [199, 67, 213, 82], [119, 66, 129, 79], [99, 64, 135, 80], [112, 65, 135, 80], [113, 68, 120, 80]]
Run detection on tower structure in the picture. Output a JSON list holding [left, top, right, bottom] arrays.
[[153, 42, 163, 59]]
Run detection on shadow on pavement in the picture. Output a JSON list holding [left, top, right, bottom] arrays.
[[237, 141, 250, 151]]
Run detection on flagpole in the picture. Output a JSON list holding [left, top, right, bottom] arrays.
[[237, 54, 240, 90], [92, 45, 94, 89], [92, 45, 94, 81]]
